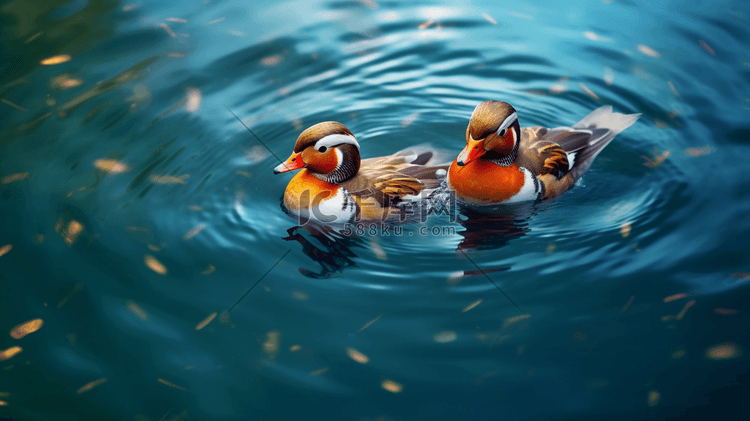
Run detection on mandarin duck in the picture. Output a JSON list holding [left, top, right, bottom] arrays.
[[274, 122, 447, 223], [447, 100, 640, 204]]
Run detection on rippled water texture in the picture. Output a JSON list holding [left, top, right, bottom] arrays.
[[2, 0, 750, 419]]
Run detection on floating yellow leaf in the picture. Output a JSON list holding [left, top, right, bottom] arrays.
[[94, 159, 129, 173], [381, 379, 402, 393], [51, 74, 83, 90], [549, 82, 567, 94], [503, 314, 531, 328], [0, 346, 22, 361], [418, 19, 435, 30], [159, 23, 176, 37], [638, 44, 660, 58], [358, 314, 383, 332], [157, 378, 188, 391], [290, 345, 301, 352], [642, 149, 670, 168], [126, 300, 149, 320], [675, 300, 695, 320], [149, 174, 188, 184], [0, 400, 7, 406], [648, 390, 661, 407], [76, 377, 107, 394], [620, 222, 632, 238], [195, 312, 217, 330], [182, 223, 205, 240], [309, 368, 328, 376], [580, 83, 599, 100], [663, 293, 687, 303], [671, 349, 686, 359], [1, 172, 30, 184], [462, 299, 482, 312], [346, 347, 369, 364], [684, 146, 712, 157], [1, 98, 27, 111], [60, 220, 84, 245], [434, 330, 457, 343], [261, 55, 282, 66], [668, 81, 681, 98], [201, 264, 215, 275], [0, 244, 11, 257], [10, 319, 43, 339], [264, 331, 280, 354], [41, 55, 72, 65], [185, 89, 201, 112], [713, 308, 738, 315], [706, 343, 741, 360], [144, 255, 167, 275]]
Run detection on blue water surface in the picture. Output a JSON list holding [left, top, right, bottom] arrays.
[[1, 0, 750, 420]]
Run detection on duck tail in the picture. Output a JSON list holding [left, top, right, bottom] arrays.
[[569, 106, 640, 178]]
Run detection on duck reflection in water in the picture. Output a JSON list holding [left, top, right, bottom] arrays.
[[281, 192, 536, 278], [281, 220, 362, 279], [453, 202, 533, 252]]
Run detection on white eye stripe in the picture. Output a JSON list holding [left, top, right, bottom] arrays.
[[314, 134, 359, 150], [497, 112, 518, 136]]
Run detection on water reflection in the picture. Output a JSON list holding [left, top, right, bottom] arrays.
[[454, 203, 533, 252], [282, 222, 359, 278]]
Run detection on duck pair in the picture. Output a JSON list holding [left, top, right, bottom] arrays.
[[273, 101, 640, 223]]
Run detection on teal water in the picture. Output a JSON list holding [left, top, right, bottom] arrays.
[[2, 0, 750, 419]]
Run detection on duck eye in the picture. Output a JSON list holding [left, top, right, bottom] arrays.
[[318, 146, 327, 153], [498, 128, 507, 137]]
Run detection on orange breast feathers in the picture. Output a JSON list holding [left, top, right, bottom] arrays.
[[283, 169, 339, 211], [448, 159, 525, 203]]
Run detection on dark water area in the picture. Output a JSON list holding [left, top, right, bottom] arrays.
[[1, 0, 750, 420]]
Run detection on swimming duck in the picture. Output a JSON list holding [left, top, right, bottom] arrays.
[[447, 100, 640, 204], [274, 121, 447, 223]]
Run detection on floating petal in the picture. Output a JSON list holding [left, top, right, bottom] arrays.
[[10, 319, 43, 339], [41, 55, 72, 65], [195, 312, 217, 330], [144, 255, 167, 275], [346, 347, 369, 364]]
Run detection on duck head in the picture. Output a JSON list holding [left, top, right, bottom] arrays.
[[273, 121, 361, 184], [456, 100, 521, 166]]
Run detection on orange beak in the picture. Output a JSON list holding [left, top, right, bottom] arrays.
[[273, 152, 304, 174], [456, 138, 485, 166]]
